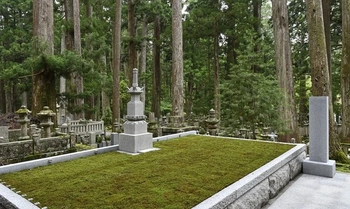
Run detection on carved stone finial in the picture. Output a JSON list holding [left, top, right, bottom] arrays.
[[132, 68, 138, 88]]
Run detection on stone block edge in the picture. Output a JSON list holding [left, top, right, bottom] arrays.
[[192, 143, 306, 209]]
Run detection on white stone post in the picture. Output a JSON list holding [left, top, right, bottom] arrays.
[[303, 96, 336, 177]]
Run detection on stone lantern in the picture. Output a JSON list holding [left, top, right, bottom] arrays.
[[37, 106, 56, 138], [15, 105, 31, 140], [205, 108, 219, 136]]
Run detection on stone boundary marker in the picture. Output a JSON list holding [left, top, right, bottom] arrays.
[[303, 96, 336, 178]]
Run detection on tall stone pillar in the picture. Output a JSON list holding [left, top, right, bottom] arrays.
[[303, 97, 336, 177], [119, 69, 154, 153]]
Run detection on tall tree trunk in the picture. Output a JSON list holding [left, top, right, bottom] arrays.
[[298, 35, 309, 126], [72, 0, 84, 119], [85, 1, 94, 120], [172, 0, 184, 117], [0, 80, 5, 113], [59, 31, 67, 124], [252, 0, 262, 73], [140, 15, 148, 108], [305, 0, 342, 159], [64, 0, 74, 51], [64, 0, 84, 119], [5, 82, 14, 113], [128, 0, 137, 84], [322, 0, 332, 89], [101, 54, 110, 119], [213, 20, 220, 119], [299, 74, 308, 125], [112, 0, 122, 132], [253, 0, 262, 35], [32, 0, 55, 115], [341, 0, 350, 142], [272, 0, 299, 142], [152, 15, 161, 119]]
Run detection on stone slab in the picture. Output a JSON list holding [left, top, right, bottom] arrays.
[[265, 172, 350, 209], [153, 131, 198, 142], [0, 145, 119, 174], [119, 133, 153, 153], [0, 183, 39, 209], [309, 97, 329, 162], [89, 132, 96, 146], [0, 127, 9, 143], [303, 158, 336, 178], [110, 133, 119, 145]]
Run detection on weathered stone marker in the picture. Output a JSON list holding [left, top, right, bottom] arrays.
[[0, 126, 9, 143], [303, 96, 336, 177], [119, 68, 156, 154]]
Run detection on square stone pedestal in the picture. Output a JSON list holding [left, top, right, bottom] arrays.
[[303, 158, 336, 178], [119, 132, 153, 153]]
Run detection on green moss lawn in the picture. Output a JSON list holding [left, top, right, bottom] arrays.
[[0, 135, 294, 209]]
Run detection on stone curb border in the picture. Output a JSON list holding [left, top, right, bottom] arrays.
[[153, 130, 198, 142], [0, 145, 121, 209], [0, 131, 198, 209], [0, 132, 304, 209], [193, 142, 306, 209]]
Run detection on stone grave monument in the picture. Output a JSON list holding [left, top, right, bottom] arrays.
[[119, 68, 156, 154], [303, 96, 336, 177], [0, 126, 9, 143]]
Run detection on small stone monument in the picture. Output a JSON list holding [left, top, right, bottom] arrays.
[[37, 106, 56, 138], [0, 126, 9, 143], [205, 108, 219, 136], [303, 96, 336, 177], [119, 69, 155, 154], [15, 105, 31, 140]]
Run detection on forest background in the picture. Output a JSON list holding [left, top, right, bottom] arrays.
[[0, 0, 349, 161]]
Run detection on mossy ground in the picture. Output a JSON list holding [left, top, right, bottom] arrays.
[[0, 135, 294, 209]]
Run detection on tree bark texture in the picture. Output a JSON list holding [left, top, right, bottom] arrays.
[[213, 20, 220, 119], [172, 0, 184, 116], [305, 0, 342, 158], [252, 0, 262, 73], [140, 15, 148, 108], [32, 0, 56, 115], [152, 15, 161, 119], [322, 0, 332, 86], [341, 0, 350, 142], [72, 0, 84, 119], [64, 0, 74, 51], [128, 0, 137, 84], [272, 0, 299, 142], [112, 0, 122, 131], [0, 80, 5, 113]]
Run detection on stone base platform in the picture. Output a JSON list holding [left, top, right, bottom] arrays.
[[119, 133, 153, 153], [303, 158, 336, 178]]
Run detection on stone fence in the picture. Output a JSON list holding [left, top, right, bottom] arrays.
[[0, 135, 72, 165], [59, 120, 104, 135]]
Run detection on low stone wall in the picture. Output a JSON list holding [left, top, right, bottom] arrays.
[[193, 142, 306, 209], [0, 136, 71, 164], [7, 130, 20, 142]]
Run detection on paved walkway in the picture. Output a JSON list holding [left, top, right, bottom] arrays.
[[264, 172, 350, 209]]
